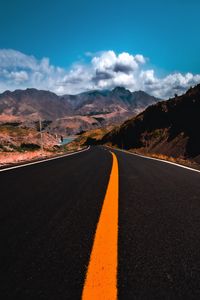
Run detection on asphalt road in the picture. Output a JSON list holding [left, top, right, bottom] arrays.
[[1, 146, 200, 299]]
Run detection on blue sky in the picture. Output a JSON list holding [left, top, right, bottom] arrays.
[[0, 0, 200, 97]]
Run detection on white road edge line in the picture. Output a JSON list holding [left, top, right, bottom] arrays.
[[0, 146, 90, 173], [106, 146, 200, 174]]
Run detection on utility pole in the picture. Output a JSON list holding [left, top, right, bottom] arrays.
[[39, 118, 44, 153]]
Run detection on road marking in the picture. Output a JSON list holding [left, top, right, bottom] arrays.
[[107, 146, 200, 174], [0, 146, 90, 173], [82, 151, 119, 300]]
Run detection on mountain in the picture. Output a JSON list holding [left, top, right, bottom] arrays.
[[0, 88, 72, 120], [100, 84, 200, 163], [66, 87, 158, 116], [0, 87, 160, 134]]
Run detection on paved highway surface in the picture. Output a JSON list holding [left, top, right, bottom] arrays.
[[0, 146, 200, 299]]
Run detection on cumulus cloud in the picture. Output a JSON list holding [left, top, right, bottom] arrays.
[[139, 70, 200, 98], [92, 51, 142, 74], [0, 48, 200, 98], [0, 49, 64, 92]]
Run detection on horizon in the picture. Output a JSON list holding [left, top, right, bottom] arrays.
[[1, 84, 197, 99], [1, 0, 200, 98], [0, 85, 162, 97]]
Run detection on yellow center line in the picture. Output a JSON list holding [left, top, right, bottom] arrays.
[[82, 151, 119, 300]]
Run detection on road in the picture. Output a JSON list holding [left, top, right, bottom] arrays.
[[0, 146, 200, 299]]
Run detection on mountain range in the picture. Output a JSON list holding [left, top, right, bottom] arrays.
[[0, 87, 160, 134], [100, 84, 200, 163]]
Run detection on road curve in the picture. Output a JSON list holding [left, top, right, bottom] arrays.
[[1, 146, 200, 299]]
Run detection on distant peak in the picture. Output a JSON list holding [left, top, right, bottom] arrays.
[[112, 86, 129, 92], [132, 90, 148, 95], [111, 87, 132, 96], [2, 90, 11, 95], [26, 88, 37, 91]]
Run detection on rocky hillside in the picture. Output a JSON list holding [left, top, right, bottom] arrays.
[[101, 84, 200, 162], [0, 87, 160, 134], [0, 123, 58, 152]]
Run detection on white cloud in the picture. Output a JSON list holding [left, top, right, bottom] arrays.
[[8, 71, 29, 83], [138, 70, 200, 98], [0, 48, 200, 98], [92, 50, 143, 74], [135, 54, 146, 64], [0, 49, 64, 91]]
